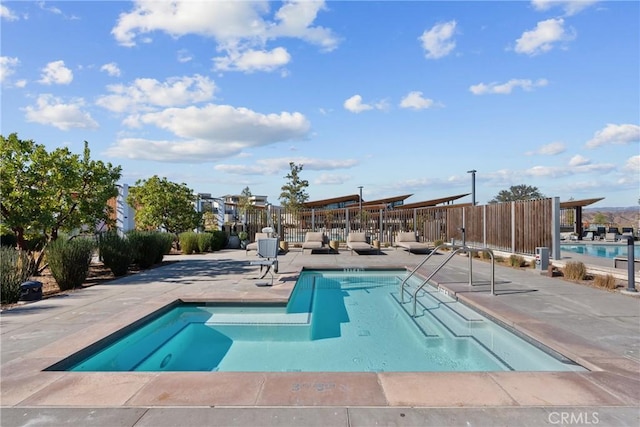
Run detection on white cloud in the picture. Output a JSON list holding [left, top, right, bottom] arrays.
[[515, 18, 575, 56], [111, 1, 339, 73], [216, 157, 358, 176], [38, 1, 62, 15], [614, 155, 640, 188], [96, 74, 216, 113], [269, 0, 339, 52], [100, 62, 121, 77], [0, 56, 19, 83], [106, 105, 311, 162], [531, 0, 598, 16], [470, 78, 548, 95], [1, 5, 19, 21], [23, 94, 98, 130], [344, 94, 388, 114], [585, 123, 640, 149], [213, 47, 291, 73], [568, 154, 590, 166], [38, 60, 73, 85], [314, 173, 352, 185], [525, 162, 616, 178], [419, 20, 457, 59], [399, 91, 434, 110], [177, 49, 192, 63], [344, 95, 372, 113], [622, 155, 640, 173], [527, 141, 566, 155]]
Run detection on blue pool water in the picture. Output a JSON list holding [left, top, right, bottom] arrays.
[[561, 243, 640, 259], [65, 269, 584, 373]]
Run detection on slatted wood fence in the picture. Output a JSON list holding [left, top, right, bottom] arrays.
[[244, 197, 561, 258]]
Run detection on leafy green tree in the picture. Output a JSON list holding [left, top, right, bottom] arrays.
[[592, 212, 609, 225], [1, 133, 121, 252], [279, 162, 309, 211], [127, 176, 202, 237], [238, 186, 253, 219], [488, 184, 545, 204]]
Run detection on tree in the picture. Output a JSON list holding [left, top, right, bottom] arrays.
[[488, 184, 545, 204], [1, 133, 121, 251], [238, 186, 253, 220], [592, 212, 609, 225], [127, 176, 202, 237], [279, 162, 309, 211]]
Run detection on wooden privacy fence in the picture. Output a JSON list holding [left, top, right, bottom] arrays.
[[243, 198, 561, 258]]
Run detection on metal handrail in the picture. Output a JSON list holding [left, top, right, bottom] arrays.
[[400, 243, 449, 303], [411, 247, 466, 316], [400, 243, 496, 317]]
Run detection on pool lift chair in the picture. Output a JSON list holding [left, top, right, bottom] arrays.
[[250, 237, 279, 286]]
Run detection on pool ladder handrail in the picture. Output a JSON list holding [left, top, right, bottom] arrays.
[[399, 243, 496, 317]]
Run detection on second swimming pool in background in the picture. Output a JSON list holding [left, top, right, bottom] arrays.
[[65, 269, 585, 373]]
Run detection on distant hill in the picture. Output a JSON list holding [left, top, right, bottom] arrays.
[[583, 207, 640, 228]]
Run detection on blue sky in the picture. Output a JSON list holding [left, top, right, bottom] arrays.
[[1, 1, 638, 208]]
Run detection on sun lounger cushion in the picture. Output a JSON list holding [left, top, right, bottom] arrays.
[[395, 232, 431, 253], [605, 232, 618, 242], [347, 232, 375, 253], [302, 232, 327, 253]]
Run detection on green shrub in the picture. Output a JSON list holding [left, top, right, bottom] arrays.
[[197, 232, 213, 253], [46, 238, 94, 291], [594, 274, 617, 289], [433, 239, 444, 248], [127, 231, 164, 269], [98, 231, 133, 277], [509, 254, 526, 267], [0, 247, 34, 304], [179, 232, 199, 254], [211, 230, 227, 251], [156, 233, 174, 263], [563, 261, 587, 281]]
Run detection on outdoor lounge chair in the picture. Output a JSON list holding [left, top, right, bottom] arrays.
[[394, 232, 432, 254], [249, 237, 279, 286], [302, 232, 328, 254], [604, 232, 618, 242], [246, 232, 269, 254], [346, 232, 375, 255]]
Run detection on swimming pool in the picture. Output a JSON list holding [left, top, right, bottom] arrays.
[[58, 269, 584, 373], [561, 243, 640, 259]]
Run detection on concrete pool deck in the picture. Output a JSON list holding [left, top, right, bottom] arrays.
[[1, 246, 639, 426]]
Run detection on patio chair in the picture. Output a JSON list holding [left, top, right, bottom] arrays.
[[249, 237, 279, 286], [393, 231, 432, 254], [302, 232, 328, 254], [346, 232, 375, 255]]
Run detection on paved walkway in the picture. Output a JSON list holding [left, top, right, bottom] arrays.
[[1, 246, 639, 426]]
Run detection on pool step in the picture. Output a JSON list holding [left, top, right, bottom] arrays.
[[206, 312, 310, 325], [392, 287, 516, 371], [204, 312, 312, 341]]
